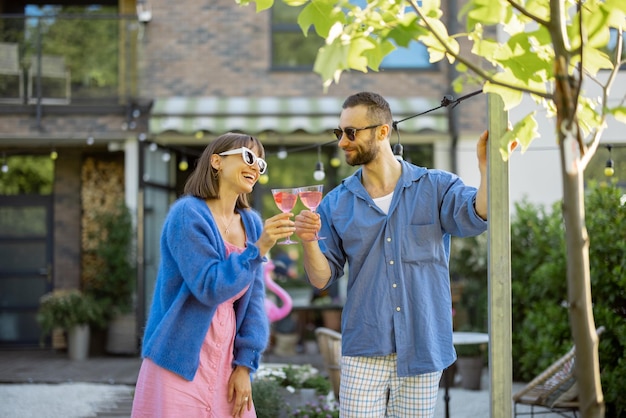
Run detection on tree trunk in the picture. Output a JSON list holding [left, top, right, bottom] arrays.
[[559, 142, 605, 418]]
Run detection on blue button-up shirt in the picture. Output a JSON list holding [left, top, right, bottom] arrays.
[[317, 160, 487, 377]]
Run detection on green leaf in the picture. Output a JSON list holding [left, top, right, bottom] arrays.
[[461, 0, 508, 28], [608, 106, 626, 124], [283, 0, 308, 5], [298, 0, 342, 37], [252, 0, 274, 12], [314, 38, 349, 87], [386, 15, 427, 48], [498, 113, 539, 161], [346, 36, 376, 72], [483, 76, 524, 111]]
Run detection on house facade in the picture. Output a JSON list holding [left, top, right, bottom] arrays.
[[0, 0, 491, 349]]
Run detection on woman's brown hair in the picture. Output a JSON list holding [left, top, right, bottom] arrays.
[[183, 132, 265, 209]]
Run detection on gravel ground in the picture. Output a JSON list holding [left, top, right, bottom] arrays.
[[0, 383, 134, 418], [0, 381, 564, 418]]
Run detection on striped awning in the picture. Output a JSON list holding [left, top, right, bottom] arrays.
[[149, 97, 448, 136]]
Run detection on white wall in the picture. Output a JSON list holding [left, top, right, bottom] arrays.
[[454, 71, 626, 211]]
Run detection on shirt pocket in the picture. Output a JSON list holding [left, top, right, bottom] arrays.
[[401, 223, 442, 264]]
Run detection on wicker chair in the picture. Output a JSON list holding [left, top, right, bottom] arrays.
[[513, 326, 605, 418], [314, 327, 342, 400]]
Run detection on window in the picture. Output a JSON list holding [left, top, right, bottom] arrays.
[[605, 28, 626, 69], [271, 1, 433, 70]]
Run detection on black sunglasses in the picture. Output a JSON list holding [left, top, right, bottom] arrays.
[[333, 124, 382, 141]]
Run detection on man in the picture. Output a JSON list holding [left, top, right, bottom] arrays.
[[294, 92, 488, 417]]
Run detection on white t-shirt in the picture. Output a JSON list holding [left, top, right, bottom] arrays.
[[372, 191, 394, 214]]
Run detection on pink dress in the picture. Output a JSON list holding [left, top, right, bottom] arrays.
[[131, 241, 255, 418]]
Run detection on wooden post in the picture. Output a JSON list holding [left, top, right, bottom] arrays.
[[487, 93, 512, 417]]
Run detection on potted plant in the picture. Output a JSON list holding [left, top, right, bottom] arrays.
[[254, 364, 334, 412], [84, 202, 137, 354], [454, 341, 487, 390], [252, 379, 286, 418], [36, 289, 105, 360]]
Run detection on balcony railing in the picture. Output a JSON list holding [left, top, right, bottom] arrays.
[[0, 13, 140, 106]]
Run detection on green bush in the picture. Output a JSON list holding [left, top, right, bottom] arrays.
[[36, 289, 105, 338], [510, 180, 626, 416], [251, 379, 285, 418]]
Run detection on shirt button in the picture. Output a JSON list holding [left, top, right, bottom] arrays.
[[386, 237, 391, 242], [392, 283, 397, 288], [396, 307, 401, 311], [389, 260, 394, 265]]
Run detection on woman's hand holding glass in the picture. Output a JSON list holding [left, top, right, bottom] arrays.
[[271, 188, 299, 245]]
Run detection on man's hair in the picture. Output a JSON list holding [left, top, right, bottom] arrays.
[[342, 92, 393, 127]]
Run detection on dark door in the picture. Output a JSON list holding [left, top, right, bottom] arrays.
[[0, 195, 53, 347]]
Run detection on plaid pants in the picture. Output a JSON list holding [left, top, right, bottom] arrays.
[[339, 354, 442, 418]]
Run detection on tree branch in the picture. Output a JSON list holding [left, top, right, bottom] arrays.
[[406, 0, 552, 100], [579, 29, 623, 170], [505, 0, 549, 27]]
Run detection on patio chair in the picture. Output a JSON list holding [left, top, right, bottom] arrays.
[[28, 54, 71, 103], [314, 326, 342, 400], [0, 42, 24, 102], [513, 326, 605, 418]]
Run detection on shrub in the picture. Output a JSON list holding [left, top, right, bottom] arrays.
[[510, 180, 626, 416], [251, 379, 285, 418], [36, 289, 105, 336]]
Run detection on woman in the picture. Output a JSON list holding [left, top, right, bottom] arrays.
[[131, 133, 296, 418]]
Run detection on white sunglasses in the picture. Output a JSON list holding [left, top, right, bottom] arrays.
[[218, 147, 267, 174]]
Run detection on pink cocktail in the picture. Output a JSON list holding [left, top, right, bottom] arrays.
[[298, 185, 325, 240], [299, 191, 322, 211], [271, 188, 298, 244]]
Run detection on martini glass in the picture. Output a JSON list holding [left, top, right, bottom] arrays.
[[298, 184, 325, 240], [271, 188, 299, 245]]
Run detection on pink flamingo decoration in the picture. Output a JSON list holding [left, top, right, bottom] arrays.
[[264, 260, 293, 323]]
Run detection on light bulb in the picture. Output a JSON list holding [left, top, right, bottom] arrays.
[[86, 136, 94, 146], [604, 159, 614, 177], [50, 150, 58, 160], [138, 132, 147, 142], [149, 142, 158, 152], [259, 174, 269, 184], [1, 163, 8, 173], [313, 161, 325, 181], [195, 131, 204, 140], [277, 146, 288, 160], [162, 152, 171, 162], [330, 153, 341, 168], [178, 157, 189, 171]]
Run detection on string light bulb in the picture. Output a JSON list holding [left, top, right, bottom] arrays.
[[277, 146, 288, 160], [178, 156, 189, 171], [313, 145, 325, 181], [259, 173, 269, 184], [604, 145, 614, 177], [86, 136, 94, 146], [1, 153, 8, 173], [330, 149, 341, 168], [313, 161, 325, 181], [162, 151, 171, 162], [393, 143, 404, 161], [50, 149, 58, 160]]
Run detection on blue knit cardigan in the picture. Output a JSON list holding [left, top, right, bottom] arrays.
[[141, 196, 270, 381]]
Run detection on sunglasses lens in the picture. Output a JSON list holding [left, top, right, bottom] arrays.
[[345, 128, 356, 141], [258, 160, 267, 174], [242, 149, 255, 165], [333, 129, 343, 140]]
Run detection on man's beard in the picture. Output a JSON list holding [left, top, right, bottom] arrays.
[[346, 133, 377, 166]]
